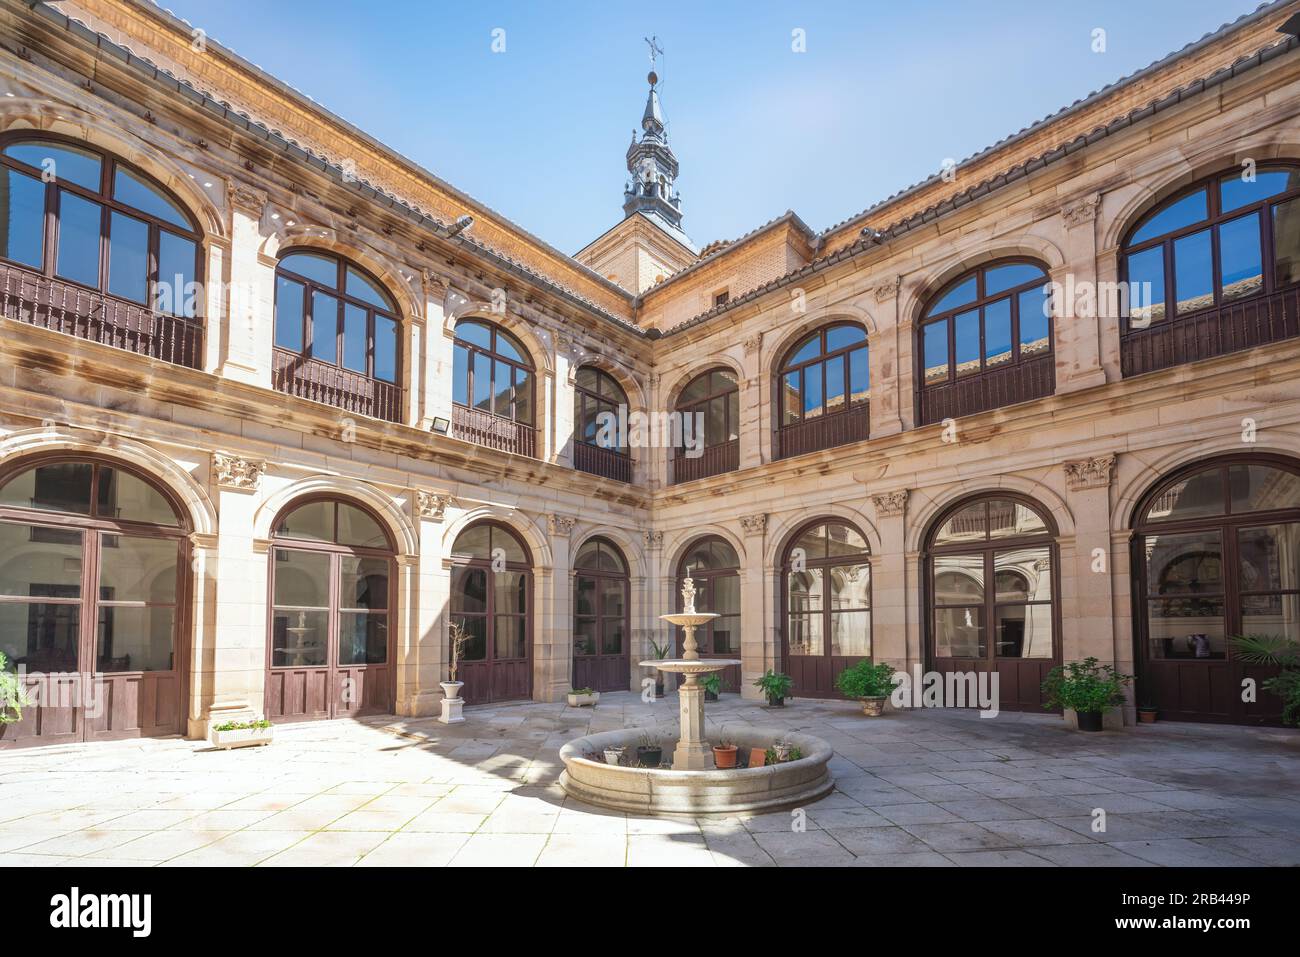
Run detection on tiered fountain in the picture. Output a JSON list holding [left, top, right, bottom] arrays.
[[558, 578, 834, 815]]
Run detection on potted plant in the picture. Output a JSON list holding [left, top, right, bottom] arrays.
[[603, 745, 625, 766], [1040, 657, 1132, 732], [0, 652, 30, 727], [835, 660, 896, 716], [700, 673, 721, 702], [712, 739, 738, 769], [1231, 633, 1300, 725], [440, 620, 471, 724], [647, 636, 672, 698], [209, 717, 273, 750], [754, 669, 793, 707], [1136, 687, 1159, 724], [567, 687, 600, 707], [765, 739, 803, 764], [635, 732, 662, 768]]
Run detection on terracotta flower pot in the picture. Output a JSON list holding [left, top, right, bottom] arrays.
[[860, 696, 887, 716], [748, 747, 767, 767], [1138, 708, 1158, 724], [712, 744, 738, 769]]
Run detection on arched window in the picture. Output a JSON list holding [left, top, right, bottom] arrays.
[[917, 260, 1053, 425], [1120, 164, 1300, 376], [267, 498, 395, 721], [677, 536, 741, 691], [781, 520, 871, 698], [572, 536, 629, 692], [1134, 455, 1300, 724], [671, 368, 739, 484], [450, 522, 532, 704], [0, 458, 187, 745], [574, 366, 631, 482], [451, 320, 536, 457], [273, 250, 402, 422], [0, 135, 203, 367], [925, 494, 1058, 713], [777, 323, 869, 458]]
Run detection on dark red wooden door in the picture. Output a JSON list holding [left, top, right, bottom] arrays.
[[573, 571, 629, 693]]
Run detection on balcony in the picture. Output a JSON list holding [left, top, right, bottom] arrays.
[[451, 403, 537, 457], [777, 404, 869, 459], [574, 441, 632, 482], [272, 348, 403, 423], [918, 352, 1055, 427], [671, 439, 738, 485], [1121, 286, 1300, 379], [0, 262, 203, 368]]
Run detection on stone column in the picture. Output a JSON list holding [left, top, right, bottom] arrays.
[[221, 181, 272, 387], [870, 490, 910, 669], [643, 530, 671, 695], [740, 334, 764, 468], [422, 276, 453, 431], [186, 531, 219, 738], [1055, 194, 1108, 394], [739, 513, 768, 699], [869, 278, 905, 438], [401, 490, 452, 716], [538, 514, 576, 701], [553, 337, 576, 469]]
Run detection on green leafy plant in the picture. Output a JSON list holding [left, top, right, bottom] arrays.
[[765, 740, 803, 764], [753, 670, 793, 700], [212, 718, 272, 732], [647, 636, 672, 659], [0, 652, 30, 725], [1231, 633, 1300, 726], [835, 660, 896, 699], [700, 673, 722, 695], [1040, 657, 1131, 714], [569, 687, 596, 696]]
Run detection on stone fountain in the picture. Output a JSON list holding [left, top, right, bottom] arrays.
[[640, 577, 741, 770]]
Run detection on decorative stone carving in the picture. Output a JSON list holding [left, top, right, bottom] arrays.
[[872, 489, 909, 517], [873, 277, 900, 303], [1064, 454, 1116, 491], [740, 513, 767, 536], [644, 529, 664, 550], [212, 453, 264, 491], [547, 514, 578, 537], [1062, 193, 1101, 228], [227, 180, 267, 213], [415, 490, 453, 521], [742, 333, 762, 356]]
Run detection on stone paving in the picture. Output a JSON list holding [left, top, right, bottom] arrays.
[[2, 693, 1299, 867]]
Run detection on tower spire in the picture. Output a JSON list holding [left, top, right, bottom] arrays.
[[622, 38, 689, 244]]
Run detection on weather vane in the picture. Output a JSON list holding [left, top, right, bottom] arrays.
[[644, 35, 663, 73]]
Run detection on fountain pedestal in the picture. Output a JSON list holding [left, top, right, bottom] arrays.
[[674, 674, 712, 770]]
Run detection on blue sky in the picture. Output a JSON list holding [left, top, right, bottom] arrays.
[[163, 1, 1266, 254]]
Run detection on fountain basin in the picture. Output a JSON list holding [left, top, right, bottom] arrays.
[[638, 657, 741, 675], [559, 723, 834, 815]]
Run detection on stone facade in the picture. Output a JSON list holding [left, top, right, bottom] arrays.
[[2, 0, 1300, 742]]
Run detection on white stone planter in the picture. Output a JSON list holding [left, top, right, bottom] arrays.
[[439, 681, 465, 725], [209, 725, 272, 750], [567, 691, 600, 707]]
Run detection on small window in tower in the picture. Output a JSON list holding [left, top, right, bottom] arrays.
[[713, 290, 730, 308]]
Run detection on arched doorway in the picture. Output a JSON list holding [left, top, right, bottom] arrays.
[[781, 520, 872, 698], [450, 521, 532, 704], [572, 537, 629, 692], [266, 498, 395, 721], [923, 494, 1059, 712], [0, 457, 189, 747], [1133, 454, 1300, 724], [677, 536, 741, 692]]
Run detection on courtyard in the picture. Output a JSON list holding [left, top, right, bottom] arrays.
[[1, 694, 1298, 868]]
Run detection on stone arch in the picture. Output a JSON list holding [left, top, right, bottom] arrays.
[[903, 238, 1065, 329], [442, 306, 554, 375], [664, 524, 747, 578], [261, 232, 423, 322], [567, 355, 647, 412], [441, 506, 553, 570], [766, 310, 876, 380], [0, 427, 216, 536], [572, 526, 647, 580], [766, 503, 882, 569], [254, 476, 418, 556], [664, 356, 746, 410], [907, 476, 1075, 554], [0, 107, 225, 238]]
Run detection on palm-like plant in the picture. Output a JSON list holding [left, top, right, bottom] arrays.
[[1231, 633, 1300, 726]]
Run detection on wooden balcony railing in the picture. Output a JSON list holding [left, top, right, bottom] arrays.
[[1121, 286, 1300, 379], [777, 404, 869, 459], [574, 441, 632, 482], [272, 348, 403, 422], [452, 403, 537, 457], [0, 262, 203, 368], [671, 438, 738, 485], [918, 352, 1055, 427]]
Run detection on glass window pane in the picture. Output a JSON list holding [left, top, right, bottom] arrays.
[[1173, 229, 1214, 315], [0, 168, 45, 268], [1126, 246, 1166, 325], [1146, 597, 1225, 660], [994, 546, 1051, 601], [338, 612, 387, 665], [454, 320, 491, 350], [780, 371, 800, 425], [826, 522, 868, 557], [1018, 287, 1051, 356], [1130, 188, 1208, 245], [112, 168, 190, 229], [492, 616, 526, 660], [788, 333, 820, 365], [602, 619, 624, 655], [574, 576, 596, 618], [1273, 195, 1300, 287], [573, 616, 596, 656], [802, 362, 823, 418], [0, 521, 82, 596], [712, 369, 738, 394], [494, 330, 525, 364], [514, 368, 533, 425], [787, 568, 823, 614], [1144, 530, 1223, 595], [995, 605, 1052, 659], [342, 303, 368, 373], [340, 555, 388, 610], [1146, 469, 1225, 522], [1228, 465, 1300, 514], [374, 315, 397, 383], [97, 468, 177, 525], [933, 554, 984, 603], [345, 267, 393, 311], [156, 231, 197, 318], [4, 141, 100, 190], [0, 600, 79, 672], [0, 462, 93, 514], [271, 608, 328, 667], [310, 291, 338, 363], [271, 548, 330, 608], [494, 570, 527, 614], [786, 613, 823, 656], [988, 500, 1048, 538], [279, 252, 337, 288], [825, 354, 846, 414], [600, 578, 625, 617], [829, 563, 870, 609], [275, 501, 334, 543], [107, 211, 148, 303], [55, 191, 101, 287], [954, 308, 980, 377], [451, 525, 491, 561], [830, 610, 871, 657], [710, 539, 739, 568], [934, 606, 985, 658], [792, 525, 827, 562], [679, 373, 710, 404], [1218, 212, 1262, 304], [97, 605, 174, 672], [1238, 523, 1300, 593], [923, 321, 949, 385], [472, 352, 492, 411], [337, 503, 387, 549], [1241, 592, 1300, 643], [492, 359, 514, 418], [1221, 168, 1300, 213], [576, 367, 599, 393], [275, 277, 305, 352], [451, 566, 486, 613], [985, 263, 1045, 296], [848, 347, 869, 405], [712, 573, 740, 616], [452, 344, 470, 406], [826, 325, 866, 351], [984, 297, 1012, 368], [454, 614, 486, 661], [927, 276, 977, 316], [934, 502, 985, 545]]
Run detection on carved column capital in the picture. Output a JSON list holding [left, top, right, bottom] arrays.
[[415, 490, 454, 522], [643, 529, 664, 550], [872, 489, 909, 518], [547, 514, 578, 537], [740, 513, 767, 536], [212, 452, 265, 492], [1062, 193, 1101, 229], [227, 179, 268, 213], [1064, 454, 1116, 491]]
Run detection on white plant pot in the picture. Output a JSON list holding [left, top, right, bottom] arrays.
[[567, 691, 600, 708], [439, 681, 465, 724], [440, 680, 464, 700], [603, 748, 624, 766], [209, 725, 272, 750]]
